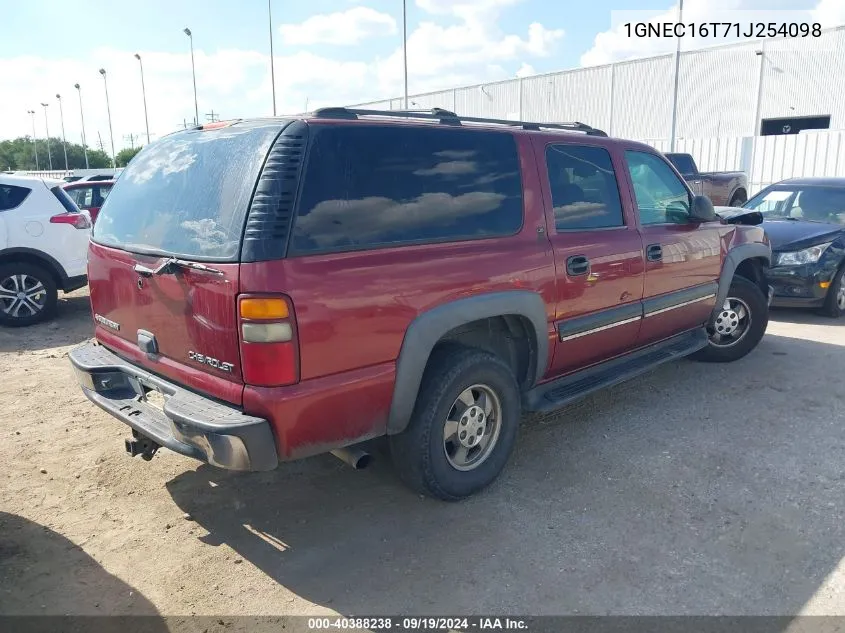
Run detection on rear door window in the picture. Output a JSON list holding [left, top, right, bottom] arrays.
[[91, 122, 285, 260], [290, 125, 523, 255], [545, 144, 624, 230]]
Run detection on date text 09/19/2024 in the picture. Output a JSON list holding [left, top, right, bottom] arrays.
[[306, 617, 529, 630]]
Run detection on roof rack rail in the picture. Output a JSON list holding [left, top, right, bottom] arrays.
[[310, 107, 607, 136]]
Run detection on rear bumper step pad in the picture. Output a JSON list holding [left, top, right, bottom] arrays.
[[69, 341, 278, 471]]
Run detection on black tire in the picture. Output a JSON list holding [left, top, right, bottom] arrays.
[[691, 276, 768, 363], [389, 345, 520, 501], [728, 192, 747, 207], [818, 261, 845, 318], [0, 262, 58, 327]]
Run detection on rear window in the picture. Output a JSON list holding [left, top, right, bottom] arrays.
[[0, 184, 31, 211], [51, 185, 79, 213], [666, 153, 696, 175], [92, 122, 284, 260], [290, 124, 523, 255]]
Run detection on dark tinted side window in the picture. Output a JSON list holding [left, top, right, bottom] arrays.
[[290, 125, 523, 254], [0, 184, 31, 211], [666, 153, 696, 175], [545, 144, 624, 230], [51, 186, 79, 214]]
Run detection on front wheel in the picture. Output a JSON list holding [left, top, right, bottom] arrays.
[[818, 263, 845, 318], [690, 276, 768, 363], [389, 345, 520, 501]]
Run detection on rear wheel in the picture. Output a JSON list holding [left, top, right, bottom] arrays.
[[819, 263, 845, 318], [691, 276, 767, 363], [389, 345, 520, 501], [728, 191, 747, 207], [0, 263, 58, 327]]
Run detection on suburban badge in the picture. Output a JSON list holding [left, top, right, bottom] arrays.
[[94, 313, 121, 331]]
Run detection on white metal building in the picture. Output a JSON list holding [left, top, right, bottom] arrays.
[[353, 26, 845, 143]]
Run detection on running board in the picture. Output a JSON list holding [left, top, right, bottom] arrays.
[[523, 329, 708, 413]]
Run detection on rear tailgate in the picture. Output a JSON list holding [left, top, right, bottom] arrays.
[[88, 242, 244, 404], [87, 120, 288, 405]]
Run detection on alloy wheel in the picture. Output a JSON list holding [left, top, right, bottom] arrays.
[[442, 384, 503, 472], [0, 274, 48, 319], [709, 297, 752, 347], [837, 271, 845, 310]]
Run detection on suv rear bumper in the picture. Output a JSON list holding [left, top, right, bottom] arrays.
[[69, 341, 278, 472]]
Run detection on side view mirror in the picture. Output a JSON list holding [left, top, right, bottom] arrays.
[[690, 195, 717, 222]]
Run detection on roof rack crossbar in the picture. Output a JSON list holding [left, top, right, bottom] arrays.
[[310, 107, 607, 136]]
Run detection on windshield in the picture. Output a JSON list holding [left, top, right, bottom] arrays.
[[91, 121, 284, 261], [745, 185, 845, 225]]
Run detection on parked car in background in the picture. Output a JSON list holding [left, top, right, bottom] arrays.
[[69, 108, 771, 500], [0, 175, 91, 326], [743, 177, 845, 317], [62, 168, 122, 183], [665, 152, 749, 207], [63, 180, 114, 223]]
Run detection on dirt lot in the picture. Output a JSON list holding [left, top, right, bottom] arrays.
[[1, 288, 843, 618]]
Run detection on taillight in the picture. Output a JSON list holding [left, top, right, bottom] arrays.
[[238, 295, 299, 387], [50, 213, 91, 229]]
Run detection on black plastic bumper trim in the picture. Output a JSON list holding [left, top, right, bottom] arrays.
[[63, 274, 88, 292]]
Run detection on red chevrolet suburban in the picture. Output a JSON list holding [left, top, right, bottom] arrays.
[[70, 108, 772, 500]]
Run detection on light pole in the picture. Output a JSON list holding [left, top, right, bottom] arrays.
[[402, 0, 409, 109], [753, 47, 766, 137], [268, 0, 277, 116], [55, 94, 69, 171], [183, 27, 199, 125], [668, 0, 684, 151], [40, 102, 53, 170], [73, 83, 89, 169], [134, 53, 151, 144], [99, 69, 116, 167], [27, 110, 39, 170]]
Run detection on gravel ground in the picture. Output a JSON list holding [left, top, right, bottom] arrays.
[[1, 288, 843, 618]]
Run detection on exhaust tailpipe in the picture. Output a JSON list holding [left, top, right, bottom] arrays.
[[331, 446, 372, 470]]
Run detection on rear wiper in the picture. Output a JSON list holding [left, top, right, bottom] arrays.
[[134, 257, 224, 277]]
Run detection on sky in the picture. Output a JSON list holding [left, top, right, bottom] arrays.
[[2, 0, 843, 155]]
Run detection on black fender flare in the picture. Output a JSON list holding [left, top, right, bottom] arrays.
[[0, 247, 70, 286], [387, 290, 548, 434], [714, 243, 771, 316], [728, 184, 748, 203]]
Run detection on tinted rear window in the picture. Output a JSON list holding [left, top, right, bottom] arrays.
[[0, 184, 31, 211], [666, 153, 696, 175], [92, 122, 284, 260], [290, 124, 523, 255], [546, 144, 624, 230], [51, 185, 79, 213]]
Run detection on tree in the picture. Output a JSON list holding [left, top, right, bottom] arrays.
[[115, 146, 143, 167], [0, 136, 111, 171]]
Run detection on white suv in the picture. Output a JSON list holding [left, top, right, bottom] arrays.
[[0, 175, 91, 326]]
